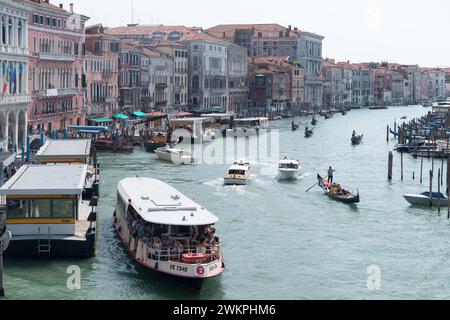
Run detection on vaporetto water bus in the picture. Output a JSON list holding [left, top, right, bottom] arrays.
[[113, 177, 225, 291], [0, 164, 98, 257]]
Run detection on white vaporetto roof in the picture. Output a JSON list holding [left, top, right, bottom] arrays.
[[0, 164, 87, 196], [36, 139, 91, 159], [118, 177, 219, 226]]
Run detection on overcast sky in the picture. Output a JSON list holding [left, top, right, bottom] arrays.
[[63, 0, 449, 67]]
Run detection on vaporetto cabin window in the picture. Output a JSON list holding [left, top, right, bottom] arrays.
[[6, 198, 77, 220]]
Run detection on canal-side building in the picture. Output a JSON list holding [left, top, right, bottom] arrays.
[[247, 56, 297, 116], [118, 40, 142, 111], [421, 68, 446, 102], [140, 47, 174, 113], [227, 43, 248, 116], [206, 23, 325, 110], [321, 58, 345, 109], [351, 64, 374, 108], [84, 24, 120, 119], [336, 61, 354, 108], [25, 0, 89, 133], [181, 33, 229, 112], [148, 41, 189, 111], [0, 0, 30, 151], [445, 68, 450, 97]]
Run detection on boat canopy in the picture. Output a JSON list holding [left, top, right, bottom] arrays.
[[0, 164, 87, 196], [36, 139, 91, 159], [420, 192, 446, 199], [68, 125, 109, 134], [118, 178, 219, 226], [113, 113, 129, 120]]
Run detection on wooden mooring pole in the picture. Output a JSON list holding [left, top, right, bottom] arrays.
[[429, 170, 433, 208], [401, 152, 404, 181], [387, 125, 390, 142], [438, 169, 441, 213], [420, 156, 424, 184], [388, 152, 393, 181]]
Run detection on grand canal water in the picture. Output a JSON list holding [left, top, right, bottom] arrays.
[[5, 105, 450, 300]]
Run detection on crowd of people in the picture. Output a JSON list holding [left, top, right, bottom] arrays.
[[126, 205, 219, 262]]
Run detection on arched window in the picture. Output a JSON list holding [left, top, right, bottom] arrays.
[[8, 19, 12, 45], [18, 21, 22, 47], [1, 17, 5, 44]]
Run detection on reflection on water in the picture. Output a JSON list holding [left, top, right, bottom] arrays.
[[5, 105, 450, 300]]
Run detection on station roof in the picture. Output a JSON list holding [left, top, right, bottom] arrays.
[[36, 140, 91, 159], [0, 165, 87, 196], [118, 177, 219, 226]]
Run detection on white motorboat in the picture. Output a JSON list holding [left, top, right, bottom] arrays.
[[224, 161, 251, 185], [155, 146, 197, 165], [278, 159, 301, 180], [113, 177, 225, 291], [403, 192, 449, 207]]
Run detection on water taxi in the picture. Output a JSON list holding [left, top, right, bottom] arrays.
[[36, 139, 100, 201], [278, 159, 300, 180], [224, 161, 251, 185], [155, 146, 197, 165], [113, 177, 224, 291], [0, 164, 98, 257]]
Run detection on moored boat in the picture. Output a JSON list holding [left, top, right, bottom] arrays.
[[155, 146, 197, 165], [278, 159, 300, 180], [317, 174, 360, 204], [113, 177, 225, 291], [403, 192, 448, 207], [224, 161, 251, 185]]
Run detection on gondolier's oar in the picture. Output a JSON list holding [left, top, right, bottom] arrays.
[[305, 182, 318, 193]]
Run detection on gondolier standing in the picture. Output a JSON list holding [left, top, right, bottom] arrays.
[[328, 166, 336, 184]]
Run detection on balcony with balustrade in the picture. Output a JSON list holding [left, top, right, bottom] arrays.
[[0, 93, 31, 106], [36, 88, 78, 98], [38, 52, 76, 62]]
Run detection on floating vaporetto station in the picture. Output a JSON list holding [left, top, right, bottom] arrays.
[[0, 164, 98, 257]]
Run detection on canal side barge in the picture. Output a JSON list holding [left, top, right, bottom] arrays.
[[0, 164, 97, 258], [114, 177, 224, 291]]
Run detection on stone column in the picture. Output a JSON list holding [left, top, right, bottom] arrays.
[[14, 111, 18, 151], [4, 112, 8, 152]]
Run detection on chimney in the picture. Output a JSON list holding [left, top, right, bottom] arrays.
[[288, 25, 292, 31], [294, 27, 298, 31], [70, 3, 74, 13], [59, 3, 63, 9]]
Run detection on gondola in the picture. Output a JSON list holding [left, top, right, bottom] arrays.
[[317, 174, 360, 204], [305, 127, 314, 138], [292, 121, 300, 131], [311, 117, 318, 126], [351, 134, 363, 145]]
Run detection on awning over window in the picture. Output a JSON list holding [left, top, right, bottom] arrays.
[[132, 111, 146, 118], [113, 113, 129, 120], [88, 118, 113, 123]]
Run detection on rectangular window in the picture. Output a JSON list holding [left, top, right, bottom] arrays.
[[52, 199, 75, 219], [29, 199, 52, 219], [7, 200, 28, 219]]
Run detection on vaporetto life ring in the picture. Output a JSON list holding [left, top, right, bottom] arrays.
[[196, 266, 205, 275]]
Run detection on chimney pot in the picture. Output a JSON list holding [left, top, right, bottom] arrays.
[[70, 3, 74, 13], [59, 3, 63, 8]]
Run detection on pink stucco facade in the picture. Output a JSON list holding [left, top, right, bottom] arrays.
[[24, 0, 88, 133]]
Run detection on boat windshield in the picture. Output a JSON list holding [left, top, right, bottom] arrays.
[[228, 170, 246, 175], [279, 163, 298, 169]]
